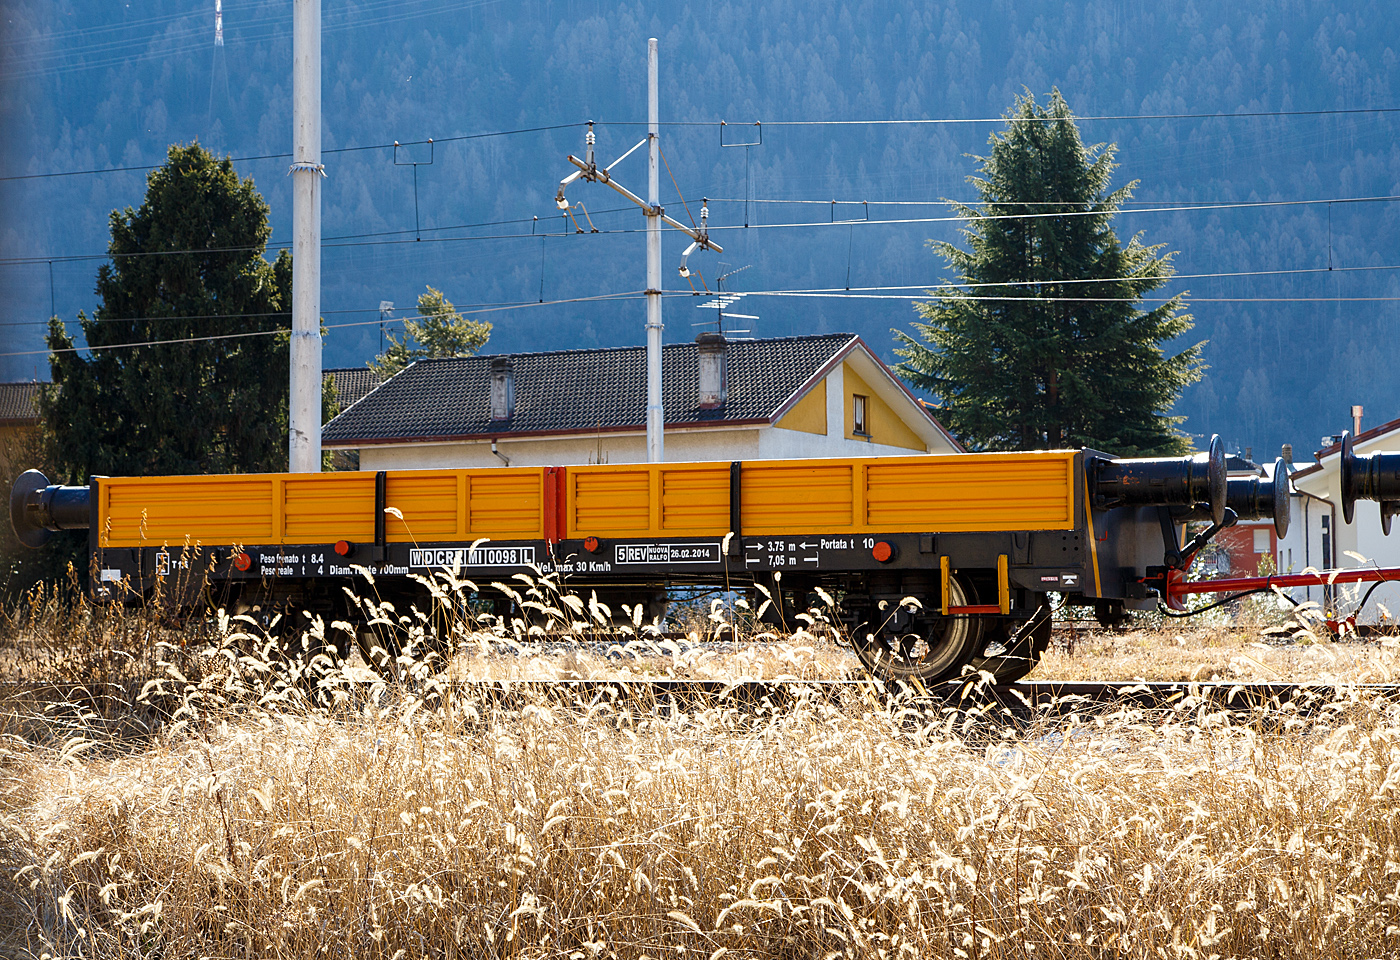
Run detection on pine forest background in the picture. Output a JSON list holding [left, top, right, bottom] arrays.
[[2, 0, 1398, 460]]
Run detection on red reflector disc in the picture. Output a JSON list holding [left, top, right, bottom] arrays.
[[872, 541, 895, 563], [232, 552, 251, 572], [335, 539, 353, 557], [583, 536, 600, 553]]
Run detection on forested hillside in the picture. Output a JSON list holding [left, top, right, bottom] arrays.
[[1, 0, 1397, 458]]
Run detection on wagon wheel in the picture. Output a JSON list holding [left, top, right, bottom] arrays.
[[967, 604, 1052, 685], [851, 576, 983, 685]]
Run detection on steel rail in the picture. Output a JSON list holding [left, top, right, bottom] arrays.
[[447, 678, 1400, 715]]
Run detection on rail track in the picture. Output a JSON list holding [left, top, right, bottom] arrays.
[[461, 677, 1400, 716], [12, 674, 1399, 723]]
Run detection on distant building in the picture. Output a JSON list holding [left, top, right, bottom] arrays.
[[323, 369, 385, 471], [1276, 414, 1400, 622], [322, 333, 961, 469], [326, 367, 383, 412], [1211, 454, 1279, 576], [0, 381, 43, 476]]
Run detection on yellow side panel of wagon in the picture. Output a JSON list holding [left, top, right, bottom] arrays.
[[465, 470, 545, 540], [385, 472, 462, 540], [284, 474, 376, 542], [566, 462, 733, 538], [742, 462, 855, 533], [863, 452, 1076, 532], [94, 451, 1078, 549], [659, 464, 730, 534], [100, 475, 277, 547]]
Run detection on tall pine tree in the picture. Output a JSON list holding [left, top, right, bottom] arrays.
[[42, 144, 297, 479], [896, 90, 1202, 456]]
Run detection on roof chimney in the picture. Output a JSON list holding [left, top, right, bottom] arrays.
[[490, 358, 514, 422], [696, 332, 727, 409], [1281, 443, 1293, 466], [1352, 404, 1364, 437]]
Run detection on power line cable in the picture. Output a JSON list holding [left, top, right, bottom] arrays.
[[600, 106, 1400, 127], [4, 193, 1395, 267], [1, 0, 507, 81], [702, 194, 1400, 209], [699, 196, 1400, 232], [7, 103, 1398, 183], [0, 205, 632, 266], [0, 123, 583, 183], [728, 289, 1400, 304], [726, 262, 1400, 292], [0, 291, 647, 358], [7, 264, 1397, 336], [6, 246, 1399, 332]]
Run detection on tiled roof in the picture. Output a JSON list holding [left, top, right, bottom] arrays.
[[0, 382, 42, 426], [324, 334, 862, 444], [326, 367, 383, 411]]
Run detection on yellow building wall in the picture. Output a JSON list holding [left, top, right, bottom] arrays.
[[773, 380, 827, 435], [842, 364, 927, 451]]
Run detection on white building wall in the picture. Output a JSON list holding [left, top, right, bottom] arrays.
[[756, 426, 930, 459], [1275, 433, 1400, 622], [825, 362, 844, 435], [358, 429, 766, 471], [355, 418, 941, 472], [1349, 499, 1400, 620], [1276, 491, 1341, 607]]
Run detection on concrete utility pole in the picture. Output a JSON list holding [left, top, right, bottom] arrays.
[[644, 38, 663, 463], [554, 39, 720, 464], [288, 0, 323, 473]]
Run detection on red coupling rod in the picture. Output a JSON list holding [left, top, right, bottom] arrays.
[[1161, 565, 1400, 610]]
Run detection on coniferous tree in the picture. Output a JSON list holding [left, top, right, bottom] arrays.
[[896, 90, 1203, 456], [369, 286, 491, 378], [42, 143, 300, 479]]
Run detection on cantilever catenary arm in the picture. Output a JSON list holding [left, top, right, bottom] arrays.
[[561, 154, 722, 250]]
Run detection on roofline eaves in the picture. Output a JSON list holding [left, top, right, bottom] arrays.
[[324, 416, 775, 448]]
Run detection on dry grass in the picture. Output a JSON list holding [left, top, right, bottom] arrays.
[[3, 574, 1400, 958], [1036, 622, 1400, 684]]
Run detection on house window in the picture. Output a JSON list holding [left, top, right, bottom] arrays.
[[852, 394, 869, 436], [1252, 528, 1270, 553]]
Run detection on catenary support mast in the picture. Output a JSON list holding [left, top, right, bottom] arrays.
[[645, 38, 663, 462], [289, 0, 323, 473], [554, 40, 720, 465]]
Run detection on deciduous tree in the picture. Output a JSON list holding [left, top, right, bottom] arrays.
[[370, 286, 491, 378]]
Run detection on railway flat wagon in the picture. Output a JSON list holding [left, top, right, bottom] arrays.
[[12, 437, 1301, 684]]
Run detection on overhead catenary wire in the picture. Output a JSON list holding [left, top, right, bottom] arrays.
[[732, 291, 1400, 303], [6, 277, 1398, 342], [0, 123, 585, 183], [0, 0, 510, 82], [6, 104, 1398, 184], [6, 254, 1400, 332], [0, 291, 648, 358], [4, 193, 1396, 268], [600, 106, 1400, 126], [701, 194, 1400, 210]]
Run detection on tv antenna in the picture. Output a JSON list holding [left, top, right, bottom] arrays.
[[693, 264, 757, 336], [554, 41, 722, 463]]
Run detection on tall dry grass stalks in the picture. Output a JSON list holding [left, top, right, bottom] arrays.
[[3, 570, 1400, 957]]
